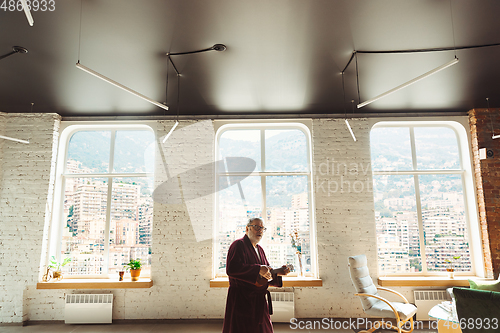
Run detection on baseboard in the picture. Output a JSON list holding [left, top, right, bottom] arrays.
[[18, 318, 224, 326], [0, 322, 23, 327], [22, 320, 65, 326], [112, 319, 224, 325]]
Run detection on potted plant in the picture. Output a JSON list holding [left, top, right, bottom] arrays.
[[445, 256, 461, 278], [125, 259, 142, 281], [47, 256, 71, 281]]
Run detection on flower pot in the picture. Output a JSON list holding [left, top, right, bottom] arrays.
[[130, 269, 141, 281], [52, 270, 63, 281], [446, 268, 454, 279]]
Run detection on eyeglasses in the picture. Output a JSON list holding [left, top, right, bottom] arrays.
[[249, 225, 267, 232]]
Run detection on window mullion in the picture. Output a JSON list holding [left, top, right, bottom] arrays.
[[410, 127, 427, 274], [261, 129, 266, 221], [103, 130, 116, 276]]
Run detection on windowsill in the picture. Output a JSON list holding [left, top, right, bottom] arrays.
[[378, 276, 476, 287], [210, 277, 322, 288], [36, 278, 153, 289]]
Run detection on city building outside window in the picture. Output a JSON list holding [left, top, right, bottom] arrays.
[[49, 124, 155, 277], [214, 123, 316, 278], [370, 121, 477, 276]]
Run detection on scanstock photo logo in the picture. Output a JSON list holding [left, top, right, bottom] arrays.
[[288, 318, 499, 331]]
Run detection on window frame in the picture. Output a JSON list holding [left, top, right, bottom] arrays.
[[212, 120, 317, 279], [370, 120, 483, 277], [47, 122, 156, 279]]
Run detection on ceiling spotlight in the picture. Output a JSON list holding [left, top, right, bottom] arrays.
[[167, 44, 227, 57], [0, 46, 28, 61], [212, 44, 227, 52]]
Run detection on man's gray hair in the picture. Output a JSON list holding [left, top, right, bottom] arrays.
[[247, 217, 262, 226]]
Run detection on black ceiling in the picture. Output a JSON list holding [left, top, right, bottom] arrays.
[[1, 0, 500, 117]]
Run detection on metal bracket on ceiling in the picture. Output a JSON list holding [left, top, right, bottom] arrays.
[[0, 46, 28, 61], [166, 44, 226, 76]]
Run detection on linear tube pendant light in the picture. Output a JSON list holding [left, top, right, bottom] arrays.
[[76, 62, 169, 111], [345, 119, 357, 142], [357, 57, 459, 108], [20, 0, 34, 26], [0, 135, 29, 144], [493, 134, 500, 139], [162, 121, 179, 143]]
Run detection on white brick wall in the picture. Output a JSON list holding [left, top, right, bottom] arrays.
[[1, 116, 386, 323], [0, 113, 61, 324]]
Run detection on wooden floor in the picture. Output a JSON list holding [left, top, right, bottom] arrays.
[[0, 320, 438, 333]]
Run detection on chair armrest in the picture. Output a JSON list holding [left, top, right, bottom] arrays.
[[377, 286, 410, 304], [355, 293, 401, 322]]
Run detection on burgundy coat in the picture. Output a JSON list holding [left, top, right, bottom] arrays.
[[222, 235, 282, 333]]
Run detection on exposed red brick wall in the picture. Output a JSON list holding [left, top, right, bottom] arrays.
[[469, 108, 500, 279]]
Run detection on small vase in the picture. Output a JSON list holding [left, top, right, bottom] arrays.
[[447, 269, 454, 279], [130, 269, 141, 281], [118, 271, 124, 281], [42, 267, 51, 282], [297, 254, 304, 277]]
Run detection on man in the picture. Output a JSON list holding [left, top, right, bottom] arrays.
[[222, 217, 290, 333]]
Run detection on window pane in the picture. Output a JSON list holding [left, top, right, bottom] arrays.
[[113, 131, 155, 173], [216, 176, 262, 276], [373, 175, 422, 274], [265, 129, 308, 172], [419, 174, 471, 272], [265, 176, 310, 275], [108, 177, 153, 276], [414, 127, 460, 170], [61, 178, 108, 276], [370, 127, 412, 171], [219, 130, 261, 172], [67, 131, 111, 173]]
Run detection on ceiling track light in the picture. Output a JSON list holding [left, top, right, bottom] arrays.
[[20, 0, 34, 26], [76, 62, 169, 111], [493, 135, 500, 140], [357, 57, 459, 108]]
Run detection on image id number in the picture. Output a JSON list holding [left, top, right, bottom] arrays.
[[1, 0, 55, 11], [444, 318, 499, 330]]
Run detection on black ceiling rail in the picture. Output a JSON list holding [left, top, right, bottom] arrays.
[[341, 42, 500, 74]]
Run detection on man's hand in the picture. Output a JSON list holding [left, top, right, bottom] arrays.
[[259, 265, 272, 280], [277, 265, 290, 276]]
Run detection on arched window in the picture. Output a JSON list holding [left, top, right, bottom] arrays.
[[49, 124, 155, 277], [370, 121, 480, 276], [214, 122, 316, 278]]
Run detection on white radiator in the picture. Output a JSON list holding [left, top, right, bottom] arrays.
[[65, 294, 113, 324], [414, 290, 450, 320], [270, 292, 294, 323]]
